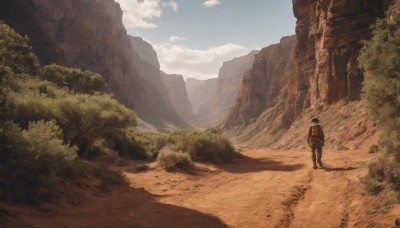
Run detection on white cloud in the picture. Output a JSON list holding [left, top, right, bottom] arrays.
[[115, 0, 178, 29], [203, 0, 221, 8], [162, 1, 178, 12], [153, 42, 248, 80], [168, 36, 186, 43]]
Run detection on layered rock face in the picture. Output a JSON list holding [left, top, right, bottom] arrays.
[[294, 0, 393, 107], [224, 0, 392, 147], [185, 51, 257, 127], [224, 36, 297, 127], [0, 0, 189, 130], [217, 51, 259, 118], [161, 72, 194, 121]]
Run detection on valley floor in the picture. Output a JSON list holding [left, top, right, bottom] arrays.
[[2, 148, 399, 228]]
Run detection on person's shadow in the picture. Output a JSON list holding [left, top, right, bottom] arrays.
[[321, 167, 357, 172]]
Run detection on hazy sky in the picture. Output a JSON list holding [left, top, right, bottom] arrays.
[[115, 0, 296, 80]]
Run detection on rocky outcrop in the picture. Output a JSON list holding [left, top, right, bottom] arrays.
[[293, 0, 393, 108], [161, 72, 194, 121], [217, 50, 259, 118], [185, 51, 257, 127], [224, 36, 297, 127], [130, 36, 160, 68], [224, 0, 393, 147], [0, 0, 190, 130]]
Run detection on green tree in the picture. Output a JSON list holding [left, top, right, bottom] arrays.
[[56, 94, 136, 159], [359, 1, 400, 154], [0, 21, 40, 75], [0, 21, 40, 117], [41, 64, 107, 94], [22, 120, 77, 160]]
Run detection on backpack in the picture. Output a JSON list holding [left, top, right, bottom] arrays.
[[311, 125, 319, 137]]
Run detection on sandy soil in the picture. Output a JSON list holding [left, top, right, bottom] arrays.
[[1, 147, 399, 228]]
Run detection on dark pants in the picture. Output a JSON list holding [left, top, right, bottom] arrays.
[[311, 141, 322, 166]]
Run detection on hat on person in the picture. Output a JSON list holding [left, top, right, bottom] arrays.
[[311, 116, 319, 123]]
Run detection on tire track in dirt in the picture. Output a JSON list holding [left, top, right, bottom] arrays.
[[339, 180, 351, 228], [276, 171, 313, 228], [289, 150, 368, 228]]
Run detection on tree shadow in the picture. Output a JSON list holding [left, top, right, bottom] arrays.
[[321, 167, 358, 172], [2, 187, 228, 228], [218, 154, 305, 173]]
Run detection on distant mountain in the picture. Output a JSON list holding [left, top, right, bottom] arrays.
[[0, 0, 190, 130], [216, 50, 259, 119], [186, 78, 211, 115], [185, 50, 258, 128], [186, 78, 218, 127], [161, 72, 195, 121], [224, 36, 296, 127]]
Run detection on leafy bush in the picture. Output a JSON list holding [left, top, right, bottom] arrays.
[[369, 144, 380, 153], [358, 1, 400, 153], [41, 64, 107, 94], [336, 145, 349, 151], [0, 21, 40, 75], [157, 147, 193, 171], [90, 163, 127, 190], [22, 120, 77, 160], [386, 161, 400, 191], [367, 159, 386, 181], [166, 128, 236, 162], [360, 176, 385, 195], [358, 0, 400, 198], [361, 158, 400, 195], [56, 94, 136, 159], [105, 131, 148, 160], [0, 21, 129, 203]]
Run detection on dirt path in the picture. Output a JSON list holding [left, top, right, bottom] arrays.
[[2, 148, 399, 227]]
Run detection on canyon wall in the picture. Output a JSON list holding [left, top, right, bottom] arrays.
[[216, 51, 259, 119], [0, 0, 190, 130], [185, 51, 257, 128], [293, 0, 393, 107], [161, 72, 194, 121], [224, 36, 297, 127], [224, 0, 393, 147], [185, 78, 218, 127]]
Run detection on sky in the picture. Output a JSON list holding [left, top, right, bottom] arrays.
[[114, 0, 296, 80]]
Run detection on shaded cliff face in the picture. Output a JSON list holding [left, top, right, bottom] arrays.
[[224, 36, 297, 127], [186, 78, 211, 114], [0, 0, 189, 130], [184, 51, 258, 128], [217, 51, 259, 116], [185, 78, 219, 127], [130, 36, 160, 69], [161, 72, 194, 121]]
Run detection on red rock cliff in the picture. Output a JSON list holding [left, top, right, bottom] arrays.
[[293, 0, 393, 108], [224, 0, 393, 147], [224, 36, 296, 127]]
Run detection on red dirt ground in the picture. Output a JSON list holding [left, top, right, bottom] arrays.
[[1, 147, 399, 227]]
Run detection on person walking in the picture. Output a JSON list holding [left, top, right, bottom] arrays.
[[308, 116, 325, 169]]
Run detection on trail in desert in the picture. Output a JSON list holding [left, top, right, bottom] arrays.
[[2, 148, 399, 228]]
